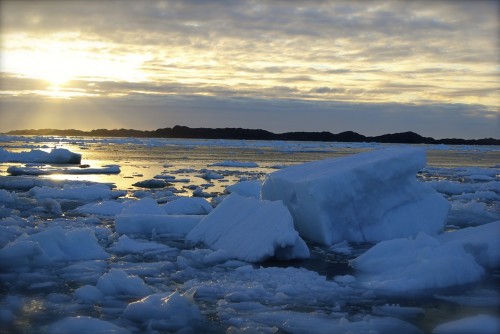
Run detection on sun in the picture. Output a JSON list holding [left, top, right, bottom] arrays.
[[47, 71, 72, 87]]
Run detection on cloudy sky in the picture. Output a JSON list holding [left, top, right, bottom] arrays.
[[1, 0, 498, 139]]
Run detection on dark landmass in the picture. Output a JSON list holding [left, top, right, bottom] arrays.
[[6, 126, 500, 145]]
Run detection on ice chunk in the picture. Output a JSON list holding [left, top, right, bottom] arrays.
[[116, 197, 204, 235], [226, 180, 261, 198], [47, 316, 131, 334], [132, 179, 168, 188], [261, 147, 450, 244], [74, 200, 129, 216], [7, 165, 120, 176], [0, 227, 108, 268], [29, 184, 119, 201], [438, 221, 500, 268], [372, 304, 424, 318], [74, 285, 104, 303], [351, 233, 484, 294], [120, 197, 164, 215], [210, 161, 259, 167], [161, 197, 213, 215], [198, 170, 224, 180], [0, 147, 81, 164], [115, 214, 203, 236], [186, 194, 310, 262], [432, 314, 500, 334], [123, 291, 203, 331], [109, 235, 173, 254], [96, 269, 152, 297]]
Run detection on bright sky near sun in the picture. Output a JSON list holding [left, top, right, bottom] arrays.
[[0, 0, 498, 139]]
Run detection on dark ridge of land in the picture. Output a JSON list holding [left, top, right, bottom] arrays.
[[5, 126, 500, 146]]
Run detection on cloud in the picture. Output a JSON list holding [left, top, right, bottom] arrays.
[[1, 0, 498, 138]]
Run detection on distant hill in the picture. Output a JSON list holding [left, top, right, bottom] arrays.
[[5, 126, 500, 146]]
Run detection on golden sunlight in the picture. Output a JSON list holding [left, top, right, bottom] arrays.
[[2, 34, 151, 97]]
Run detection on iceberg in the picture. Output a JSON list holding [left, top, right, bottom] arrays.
[[261, 147, 450, 244], [186, 194, 310, 262], [0, 148, 81, 164]]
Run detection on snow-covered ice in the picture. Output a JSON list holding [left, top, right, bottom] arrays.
[[186, 194, 310, 262], [262, 147, 450, 244]]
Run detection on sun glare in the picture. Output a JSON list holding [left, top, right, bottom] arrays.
[[2, 35, 151, 97]]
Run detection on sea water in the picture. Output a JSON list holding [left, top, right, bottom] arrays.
[[0, 136, 498, 333]]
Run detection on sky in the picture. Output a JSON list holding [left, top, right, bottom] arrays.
[[0, 0, 498, 139]]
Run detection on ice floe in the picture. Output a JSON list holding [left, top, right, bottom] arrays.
[[7, 164, 120, 176], [186, 194, 310, 262], [262, 146, 450, 244], [210, 160, 259, 168], [350, 232, 484, 295], [96, 268, 152, 297], [0, 227, 108, 268], [432, 314, 500, 334], [29, 183, 124, 201], [225, 179, 261, 198], [123, 291, 203, 331], [161, 197, 213, 215], [47, 316, 131, 334], [0, 147, 82, 164]]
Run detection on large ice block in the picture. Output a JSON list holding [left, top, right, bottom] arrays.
[[261, 147, 449, 244]]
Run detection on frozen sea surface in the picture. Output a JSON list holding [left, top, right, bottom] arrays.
[[0, 135, 499, 334]]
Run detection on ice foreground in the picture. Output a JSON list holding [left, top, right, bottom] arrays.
[[187, 193, 310, 262], [0, 137, 499, 334], [262, 146, 450, 244]]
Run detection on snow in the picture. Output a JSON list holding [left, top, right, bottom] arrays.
[[261, 147, 450, 244], [350, 232, 484, 295], [7, 164, 120, 176], [225, 180, 261, 198], [123, 291, 203, 331], [0, 147, 82, 164], [186, 194, 310, 262], [47, 316, 131, 334], [432, 314, 500, 334]]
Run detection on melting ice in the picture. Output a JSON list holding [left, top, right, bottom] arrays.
[[0, 137, 499, 334]]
